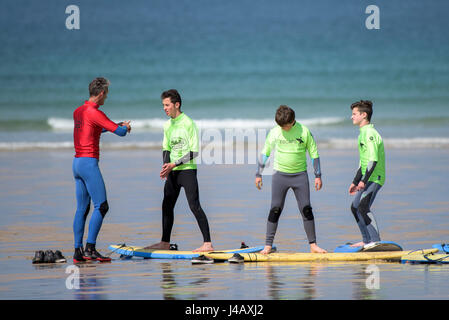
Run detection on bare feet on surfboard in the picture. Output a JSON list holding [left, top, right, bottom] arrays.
[[350, 242, 366, 247], [260, 245, 272, 255], [192, 242, 214, 252], [143, 241, 170, 250], [310, 243, 327, 253]]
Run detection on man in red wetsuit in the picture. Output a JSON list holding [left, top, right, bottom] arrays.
[[72, 77, 131, 263]]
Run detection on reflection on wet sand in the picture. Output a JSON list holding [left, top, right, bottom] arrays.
[[160, 262, 218, 300], [263, 264, 320, 300], [73, 264, 108, 300]]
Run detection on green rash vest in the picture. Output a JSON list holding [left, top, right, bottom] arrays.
[[262, 122, 319, 174], [357, 124, 385, 186], [163, 113, 199, 171]]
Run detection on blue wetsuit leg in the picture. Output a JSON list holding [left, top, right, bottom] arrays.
[[73, 170, 91, 248], [72, 157, 107, 248]]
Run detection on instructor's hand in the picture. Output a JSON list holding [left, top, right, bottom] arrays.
[[160, 163, 176, 179], [118, 121, 132, 133], [255, 177, 263, 190], [314, 177, 322, 191]]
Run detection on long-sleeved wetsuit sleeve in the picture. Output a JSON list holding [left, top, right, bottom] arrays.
[[261, 129, 275, 158], [163, 150, 171, 164], [256, 129, 275, 177], [103, 126, 127, 136], [353, 166, 363, 185], [91, 109, 120, 133], [311, 157, 322, 178], [113, 126, 127, 136], [255, 154, 269, 177], [361, 161, 377, 184], [174, 151, 199, 166]]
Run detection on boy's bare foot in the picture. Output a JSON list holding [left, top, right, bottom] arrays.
[[260, 245, 272, 255], [350, 242, 366, 247], [310, 243, 327, 253], [143, 241, 170, 250], [192, 242, 214, 252]]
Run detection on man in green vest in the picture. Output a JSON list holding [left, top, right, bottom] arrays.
[[145, 89, 213, 252]]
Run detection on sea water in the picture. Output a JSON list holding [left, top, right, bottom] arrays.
[[1, 0, 449, 149]]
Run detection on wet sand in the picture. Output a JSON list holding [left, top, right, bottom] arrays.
[[0, 148, 449, 299]]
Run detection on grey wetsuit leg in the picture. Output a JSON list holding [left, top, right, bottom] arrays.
[[265, 171, 317, 246], [291, 172, 316, 244], [351, 181, 382, 243], [265, 171, 289, 246]]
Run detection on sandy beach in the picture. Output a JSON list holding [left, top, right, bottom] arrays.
[[1, 147, 448, 299]]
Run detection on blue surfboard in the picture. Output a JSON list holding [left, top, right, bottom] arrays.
[[334, 241, 403, 253], [334, 243, 363, 253], [108, 243, 274, 260], [432, 243, 449, 253]]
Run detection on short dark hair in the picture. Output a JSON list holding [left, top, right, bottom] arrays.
[[351, 100, 373, 121], [275, 105, 295, 126], [89, 77, 110, 97], [161, 89, 182, 108]]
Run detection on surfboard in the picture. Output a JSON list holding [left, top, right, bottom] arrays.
[[401, 252, 449, 264], [204, 248, 438, 263], [108, 244, 270, 260], [334, 241, 403, 253], [432, 243, 449, 254]]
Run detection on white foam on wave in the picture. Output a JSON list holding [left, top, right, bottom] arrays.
[[0, 141, 74, 151], [0, 141, 162, 151], [322, 137, 449, 149], [47, 116, 345, 131], [2, 137, 449, 151]]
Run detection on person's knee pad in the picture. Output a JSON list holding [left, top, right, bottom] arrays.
[[358, 195, 372, 225], [99, 201, 109, 218], [302, 205, 314, 221], [350, 204, 359, 222], [83, 203, 91, 220], [268, 207, 282, 223]]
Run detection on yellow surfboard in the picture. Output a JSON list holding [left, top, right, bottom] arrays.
[[401, 252, 449, 264], [204, 248, 438, 262]]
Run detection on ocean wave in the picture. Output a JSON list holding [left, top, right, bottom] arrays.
[[0, 141, 162, 151], [321, 138, 449, 149], [2, 137, 449, 151], [47, 117, 345, 131]]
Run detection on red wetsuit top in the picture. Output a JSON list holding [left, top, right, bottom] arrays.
[[73, 101, 118, 159]]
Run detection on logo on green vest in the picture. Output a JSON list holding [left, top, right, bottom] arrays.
[[171, 137, 187, 151]]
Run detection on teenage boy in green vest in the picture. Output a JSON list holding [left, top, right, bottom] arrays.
[[348, 100, 385, 247], [255, 105, 327, 254]]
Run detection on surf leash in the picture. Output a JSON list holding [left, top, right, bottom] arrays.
[[423, 253, 449, 264], [105, 243, 128, 259]]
